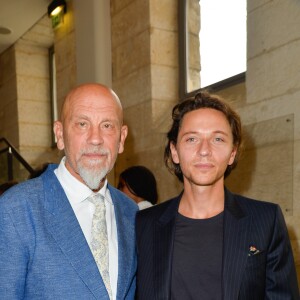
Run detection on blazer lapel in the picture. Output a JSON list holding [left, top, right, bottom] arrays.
[[42, 167, 108, 300], [109, 187, 136, 300], [154, 196, 181, 300], [222, 189, 251, 300]]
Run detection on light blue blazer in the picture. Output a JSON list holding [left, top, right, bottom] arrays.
[[0, 164, 138, 299]]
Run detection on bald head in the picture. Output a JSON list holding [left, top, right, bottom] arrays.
[[60, 83, 123, 124]]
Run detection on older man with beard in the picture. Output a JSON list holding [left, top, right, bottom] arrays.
[[0, 83, 138, 300]]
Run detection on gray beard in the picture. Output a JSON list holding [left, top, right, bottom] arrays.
[[77, 161, 109, 190]]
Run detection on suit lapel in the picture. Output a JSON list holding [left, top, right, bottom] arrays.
[[222, 189, 251, 300], [42, 167, 108, 300], [154, 196, 181, 300], [109, 187, 136, 300]]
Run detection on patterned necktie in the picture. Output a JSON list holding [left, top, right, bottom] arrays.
[[89, 193, 112, 299]]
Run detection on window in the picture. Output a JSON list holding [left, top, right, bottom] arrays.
[[179, 0, 247, 99]]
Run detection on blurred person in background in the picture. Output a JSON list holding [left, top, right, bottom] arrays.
[[118, 165, 158, 210]]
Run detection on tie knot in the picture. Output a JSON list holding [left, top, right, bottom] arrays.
[[88, 193, 105, 206]]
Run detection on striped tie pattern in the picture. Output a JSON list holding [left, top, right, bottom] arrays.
[[89, 193, 112, 299]]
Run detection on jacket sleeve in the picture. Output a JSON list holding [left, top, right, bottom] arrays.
[[265, 205, 299, 299], [0, 204, 28, 299]]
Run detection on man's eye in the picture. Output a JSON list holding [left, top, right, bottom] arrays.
[[76, 122, 87, 128], [103, 123, 113, 129], [187, 137, 196, 142], [215, 137, 224, 142]]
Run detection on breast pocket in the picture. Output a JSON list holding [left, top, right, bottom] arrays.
[[245, 250, 266, 270], [239, 250, 267, 297]]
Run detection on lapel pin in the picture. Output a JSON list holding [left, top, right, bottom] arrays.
[[248, 245, 260, 256]]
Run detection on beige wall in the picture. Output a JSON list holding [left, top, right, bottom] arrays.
[[111, 0, 182, 201], [0, 47, 18, 146], [222, 0, 300, 282], [0, 15, 58, 180], [244, 0, 300, 281], [53, 0, 77, 116], [74, 0, 112, 86]]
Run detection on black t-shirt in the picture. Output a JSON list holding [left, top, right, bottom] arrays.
[[171, 211, 224, 300]]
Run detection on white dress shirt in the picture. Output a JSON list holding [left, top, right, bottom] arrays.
[[54, 157, 118, 300], [138, 200, 153, 210]]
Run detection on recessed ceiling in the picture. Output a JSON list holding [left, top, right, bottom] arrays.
[[0, 0, 51, 54]]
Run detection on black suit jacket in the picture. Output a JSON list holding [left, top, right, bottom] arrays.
[[136, 189, 299, 299]]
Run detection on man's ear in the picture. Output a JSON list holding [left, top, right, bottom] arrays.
[[228, 146, 237, 166], [53, 121, 64, 150], [118, 125, 128, 154], [170, 142, 179, 164]]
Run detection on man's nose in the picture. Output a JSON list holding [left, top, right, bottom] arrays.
[[198, 139, 211, 156], [87, 126, 104, 145]]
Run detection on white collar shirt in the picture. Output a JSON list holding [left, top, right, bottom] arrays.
[[138, 200, 153, 210], [54, 157, 118, 300]]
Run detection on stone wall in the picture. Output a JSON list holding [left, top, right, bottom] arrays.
[[53, 1, 77, 117], [0, 15, 57, 181], [0, 47, 18, 146], [246, 0, 300, 282], [111, 0, 182, 201], [14, 15, 56, 168], [225, 0, 300, 282]]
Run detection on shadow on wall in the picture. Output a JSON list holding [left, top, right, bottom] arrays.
[[286, 225, 300, 286], [225, 127, 256, 195], [226, 115, 294, 217]]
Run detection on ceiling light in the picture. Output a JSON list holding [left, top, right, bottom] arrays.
[[47, 0, 67, 29]]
